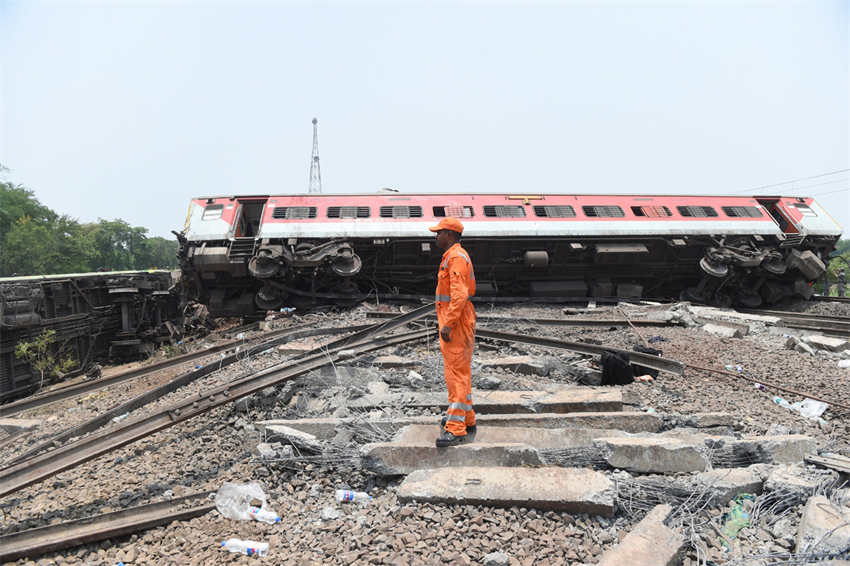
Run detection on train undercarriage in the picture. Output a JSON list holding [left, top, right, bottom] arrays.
[[177, 231, 836, 317]]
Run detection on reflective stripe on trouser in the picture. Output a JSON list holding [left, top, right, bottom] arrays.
[[440, 323, 476, 435]]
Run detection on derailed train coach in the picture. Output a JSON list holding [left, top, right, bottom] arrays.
[[175, 193, 842, 316], [0, 271, 178, 400]]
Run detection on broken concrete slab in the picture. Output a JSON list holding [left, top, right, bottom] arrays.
[[478, 356, 549, 376], [689, 306, 781, 325], [366, 381, 390, 395], [394, 424, 627, 450], [695, 465, 767, 506], [595, 437, 709, 474], [261, 424, 323, 454], [702, 323, 745, 339], [803, 334, 849, 352], [796, 495, 850, 555], [347, 388, 622, 414], [596, 504, 685, 566], [361, 442, 542, 476], [257, 411, 661, 439], [0, 418, 41, 434], [764, 464, 839, 504], [676, 413, 737, 429], [397, 466, 616, 516], [372, 355, 420, 368], [713, 435, 816, 466]]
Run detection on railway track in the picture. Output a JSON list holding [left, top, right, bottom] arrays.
[[0, 305, 435, 498], [740, 308, 850, 336], [0, 322, 352, 419], [0, 492, 214, 562], [2, 323, 372, 468], [811, 295, 850, 304]]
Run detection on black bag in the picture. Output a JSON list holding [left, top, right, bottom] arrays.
[[601, 351, 634, 386], [631, 345, 662, 378]]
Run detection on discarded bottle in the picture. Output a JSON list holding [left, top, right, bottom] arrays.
[[249, 505, 280, 524], [724, 364, 743, 373], [772, 396, 793, 410], [215, 482, 276, 522], [335, 489, 372, 503], [221, 538, 269, 557]]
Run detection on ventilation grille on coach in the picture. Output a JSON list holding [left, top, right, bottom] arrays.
[[722, 206, 762, 218], [631, 206, 672, 217], [272, 206, 317, 219], [534, 205, 576, 218], [380, 206, 423, 218], [483, 205, 526, 218], [582, 206, 625, 218], [677, 206, 718, 217], [327, 206, 371, 218]]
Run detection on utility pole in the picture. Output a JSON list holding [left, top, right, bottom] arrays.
[[308, 117, 322, 193]]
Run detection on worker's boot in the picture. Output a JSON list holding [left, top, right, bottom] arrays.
[[440, 416, 476, 442], [435, 428, 467, 448]]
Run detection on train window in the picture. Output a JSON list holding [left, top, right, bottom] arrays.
[[582, 206, 625, 218], [631, 206, 672, 217], [380, 206, 423, 218], [433, 205, 474, 217], [483, 205, 526, 217], [272, 206, 317, 219], [327, 206, 370, 219], [722, 206, 763, 218], [792, 203, 817, 217], [677, 206, 718, 217], [201, 204, 224, 220], [534, 205, 576, 218]]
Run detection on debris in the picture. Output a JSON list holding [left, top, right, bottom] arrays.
[[703, 323, 745, 339], [595, 436, 709, 474], [320, 506, 341, 521], [772, 396, 829, 421], [254, 443, 278, 460], [335, 489, 372, 504], [764, 464, 839, 505], [803, 334, 849, 353], [366, 381, 390, 395], [796, 495, 850, 555], [720, 494, 754, 547], [221, 538, 269, 557], [373, 355, 419, 368], [476, 375, 502, 390], [215, 482, 275, 522], [596, 504, 685, 566], [479, 355, 550, 376], [482, 551, 511, 566], [262, 424, 323, 454]]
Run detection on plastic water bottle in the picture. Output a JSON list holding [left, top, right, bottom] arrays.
[[249, 505, 280, 524], [772, 396, 793, 410], [335, 489, 372, 503], [221, 539, 269, 556]]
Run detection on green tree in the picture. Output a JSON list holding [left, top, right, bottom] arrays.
[[15, 329, 77, 390], [1, 215, 57, 275], [0, 181, 56, 243]]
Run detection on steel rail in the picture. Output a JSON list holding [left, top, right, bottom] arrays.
[[365, 311, 672, 327], [738, 309, 850, 323], [475, 328, 684, 375], [0, 323, 320, 418], [3, 324, 373, 468], [0, 312, 433, 498], [812, 295, 850, 304], [0, 492, 214, 562]]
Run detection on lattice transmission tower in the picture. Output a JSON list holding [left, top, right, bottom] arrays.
[[308, 117, 322, 193]]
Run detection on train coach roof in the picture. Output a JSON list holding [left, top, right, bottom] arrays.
[[191, 192, 816, 199]]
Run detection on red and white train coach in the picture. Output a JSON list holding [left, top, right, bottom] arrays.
[[176, 192, 842, 315]]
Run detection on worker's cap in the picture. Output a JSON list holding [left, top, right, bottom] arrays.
[[428, 217, 464, 235]]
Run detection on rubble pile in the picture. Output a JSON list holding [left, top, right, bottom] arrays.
[[0, 301, 848, 565]]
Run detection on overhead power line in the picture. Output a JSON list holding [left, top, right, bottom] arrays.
[[731, 168, 850, 195]]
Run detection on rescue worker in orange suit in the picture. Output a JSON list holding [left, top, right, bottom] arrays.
[[428, 218, 477, 447]]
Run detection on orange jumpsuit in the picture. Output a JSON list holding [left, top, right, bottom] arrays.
[[435, 242, 476, 436]]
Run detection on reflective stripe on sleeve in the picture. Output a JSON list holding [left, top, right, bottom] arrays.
[[449, 402, 472, 411], [446, 414, 465, 422], [435, 294, 451, 302]]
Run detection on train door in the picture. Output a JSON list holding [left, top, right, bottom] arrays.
[[233, 198, 268, 238], [756, 198, 800, 234]]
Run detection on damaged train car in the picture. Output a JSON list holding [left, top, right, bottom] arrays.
[[0, 271, 178, 400], [175, 193, 842, 316]]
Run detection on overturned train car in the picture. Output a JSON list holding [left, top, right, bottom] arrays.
[[0, 271, 178, 400], [175, 193, 842, 316]]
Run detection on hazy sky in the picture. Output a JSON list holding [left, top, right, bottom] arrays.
[[1, 1, 848, 238]]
